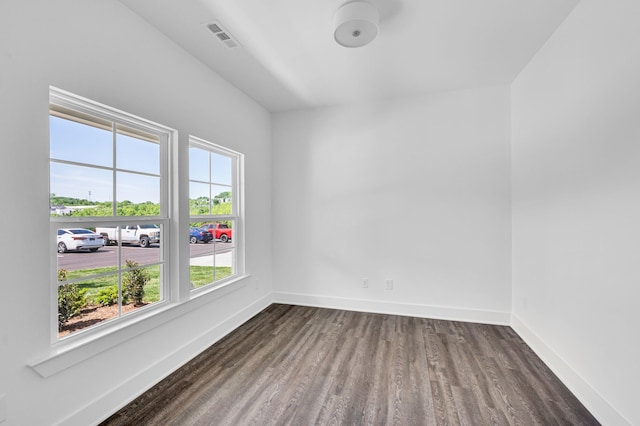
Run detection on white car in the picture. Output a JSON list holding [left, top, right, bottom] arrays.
[[57, 228, 105, 253]]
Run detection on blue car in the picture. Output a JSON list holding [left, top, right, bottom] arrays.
[[189, 227, 213, 244]]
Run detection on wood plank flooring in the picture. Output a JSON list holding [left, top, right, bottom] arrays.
[[101, 304, 599, 425]]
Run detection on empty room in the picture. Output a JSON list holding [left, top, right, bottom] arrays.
[[1, 0, 638, 425]]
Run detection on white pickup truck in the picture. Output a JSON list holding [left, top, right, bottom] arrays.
[[96, 224, 160, 248]]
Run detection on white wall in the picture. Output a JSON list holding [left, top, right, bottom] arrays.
[[511, 1, 640, 424], [0, 1, 272, 424], [3, 0, 635, 424], [272, 86, 512, 323]]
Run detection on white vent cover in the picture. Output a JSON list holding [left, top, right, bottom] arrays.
[[207, 21, 240, 48]]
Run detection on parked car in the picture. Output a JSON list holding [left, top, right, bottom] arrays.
[[96, 224, 160, 247], [57, 228, 105, 253], [190, 227, 213, 244], [201, 223, 232, 242]]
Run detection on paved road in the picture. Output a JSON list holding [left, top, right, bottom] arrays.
[[57, 242, 233, 271]]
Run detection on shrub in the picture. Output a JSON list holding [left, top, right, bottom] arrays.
[[123, 260, 149, 306], [96, 285, 119, 306], [57, 269, 87, 329]]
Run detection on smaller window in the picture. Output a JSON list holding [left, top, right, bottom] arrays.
[[188, 136, 243, 292]]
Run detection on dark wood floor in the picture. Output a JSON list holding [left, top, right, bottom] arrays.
[[101, 304, 599, 425]]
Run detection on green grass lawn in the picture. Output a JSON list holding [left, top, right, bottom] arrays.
[[66, 266, 161, 303], [190, 266, 233, 288], [63, 265, 234, 303]]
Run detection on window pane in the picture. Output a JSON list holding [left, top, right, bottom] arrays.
[[200, 220, 234, 243], [212, 184, 232, 215], [116, 132, 160, 175], [57, 225, 114, 273], [211, 152, 232, 185], [50, 162, 113, 216], [122, 264, 161, 316], [50, 115, 112, 168], [57, 276, 119, 338], [114, 224, 162, 266], [189, 249, 234, 288], [189, 220, 235, 290], [213, 252, 233, 282], [116, 172, 160, 207], [189, 146, 209, 182], [189, 182, 210, 215]]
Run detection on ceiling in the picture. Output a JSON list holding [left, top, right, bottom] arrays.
[[119, 0, 579, 112]]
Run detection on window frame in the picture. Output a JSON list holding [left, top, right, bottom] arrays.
[[188, 135, 244, 294], [37, 87, 248, 375], [49, 87, 174, 345]]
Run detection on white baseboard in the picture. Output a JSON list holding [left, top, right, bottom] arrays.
[[57, 293, 273, 426], [510, 314, 631, 426], [273, 291, 511, 325]]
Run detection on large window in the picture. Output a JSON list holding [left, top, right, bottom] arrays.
[[188, 136, 242, 291], [48, 88, 245, 349], [50, 87, 171, 341]]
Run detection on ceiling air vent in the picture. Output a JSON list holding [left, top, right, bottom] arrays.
[[207, 21, 240, 49]]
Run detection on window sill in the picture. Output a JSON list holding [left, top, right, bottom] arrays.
[[29, 275, 250, 378]]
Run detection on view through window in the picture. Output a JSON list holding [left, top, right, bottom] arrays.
[[50, 88, 170, 340], [188, 136, 241, 291]]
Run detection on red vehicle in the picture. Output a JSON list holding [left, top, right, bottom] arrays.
[[201, 223, 232, 242]]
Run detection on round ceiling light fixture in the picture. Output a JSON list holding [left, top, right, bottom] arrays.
[[333, 1, 379, 48]]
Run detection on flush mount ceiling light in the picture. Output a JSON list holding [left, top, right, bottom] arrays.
[[333, 1, 379, 48]]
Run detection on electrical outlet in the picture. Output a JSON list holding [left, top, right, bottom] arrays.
[[385, 279, 393, 290], [362, 278, 369, 288]]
